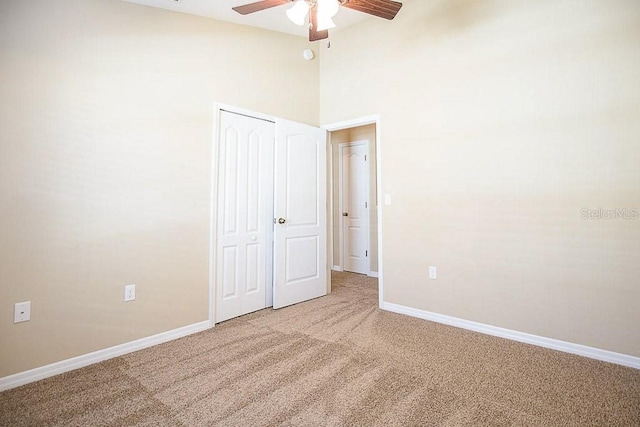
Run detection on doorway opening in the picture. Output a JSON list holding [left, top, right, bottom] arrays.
[[325, 116, 383, 308]]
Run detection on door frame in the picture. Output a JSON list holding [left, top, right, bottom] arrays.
[[324, 115, 384, 308], [338, 140, 370, 274]]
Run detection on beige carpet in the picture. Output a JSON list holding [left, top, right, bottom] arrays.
[[1, 271, 639, 426]]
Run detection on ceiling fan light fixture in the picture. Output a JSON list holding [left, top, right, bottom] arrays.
[[316, 15, 336, 31], [316, 0, 339, 31], [286, 0, 309, 26], [319, 0, 340, 17]]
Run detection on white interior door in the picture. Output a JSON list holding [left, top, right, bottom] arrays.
[[215, 111, 275, 323], [273, 119, 327, 309], [341, 142, 369, 274]]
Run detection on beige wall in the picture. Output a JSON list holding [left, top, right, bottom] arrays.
[[330, 125, 378, 272], [2, 0, 639, 380], [320, 0, 640, 356], [0, 0, 319, 377]]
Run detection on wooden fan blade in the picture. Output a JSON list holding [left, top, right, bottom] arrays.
[[309, 5, 329, 42], [341, 0, 403, 20], [232, 0, 290, 15]]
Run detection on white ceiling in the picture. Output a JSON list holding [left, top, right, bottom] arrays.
[[122, 0, 372, 38]]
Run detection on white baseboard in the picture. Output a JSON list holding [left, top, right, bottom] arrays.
[[0, 320, 211, 392], [381, 302, 640, 370], [332, 266, 378, 278]]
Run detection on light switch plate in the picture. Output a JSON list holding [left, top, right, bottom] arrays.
[[384, 194, 391, 206]]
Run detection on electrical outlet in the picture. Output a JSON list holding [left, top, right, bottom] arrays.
[[14, 301, 31, 323], [124, 284, 136, 302], [429, 266, 437, 280]]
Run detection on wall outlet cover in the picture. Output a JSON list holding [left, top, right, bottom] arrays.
[[124, 284, 136, 302], [14, 301, 31, 323]]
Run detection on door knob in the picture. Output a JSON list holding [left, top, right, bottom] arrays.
[[342, 212, 349, 216], [278, 218, 286, 224]]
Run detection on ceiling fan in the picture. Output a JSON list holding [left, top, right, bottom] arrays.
[[232, 0, 403, 42]]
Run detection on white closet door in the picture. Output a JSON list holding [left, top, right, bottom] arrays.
[[273, 119, 328, 309], [215, 111, 274, 323]]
